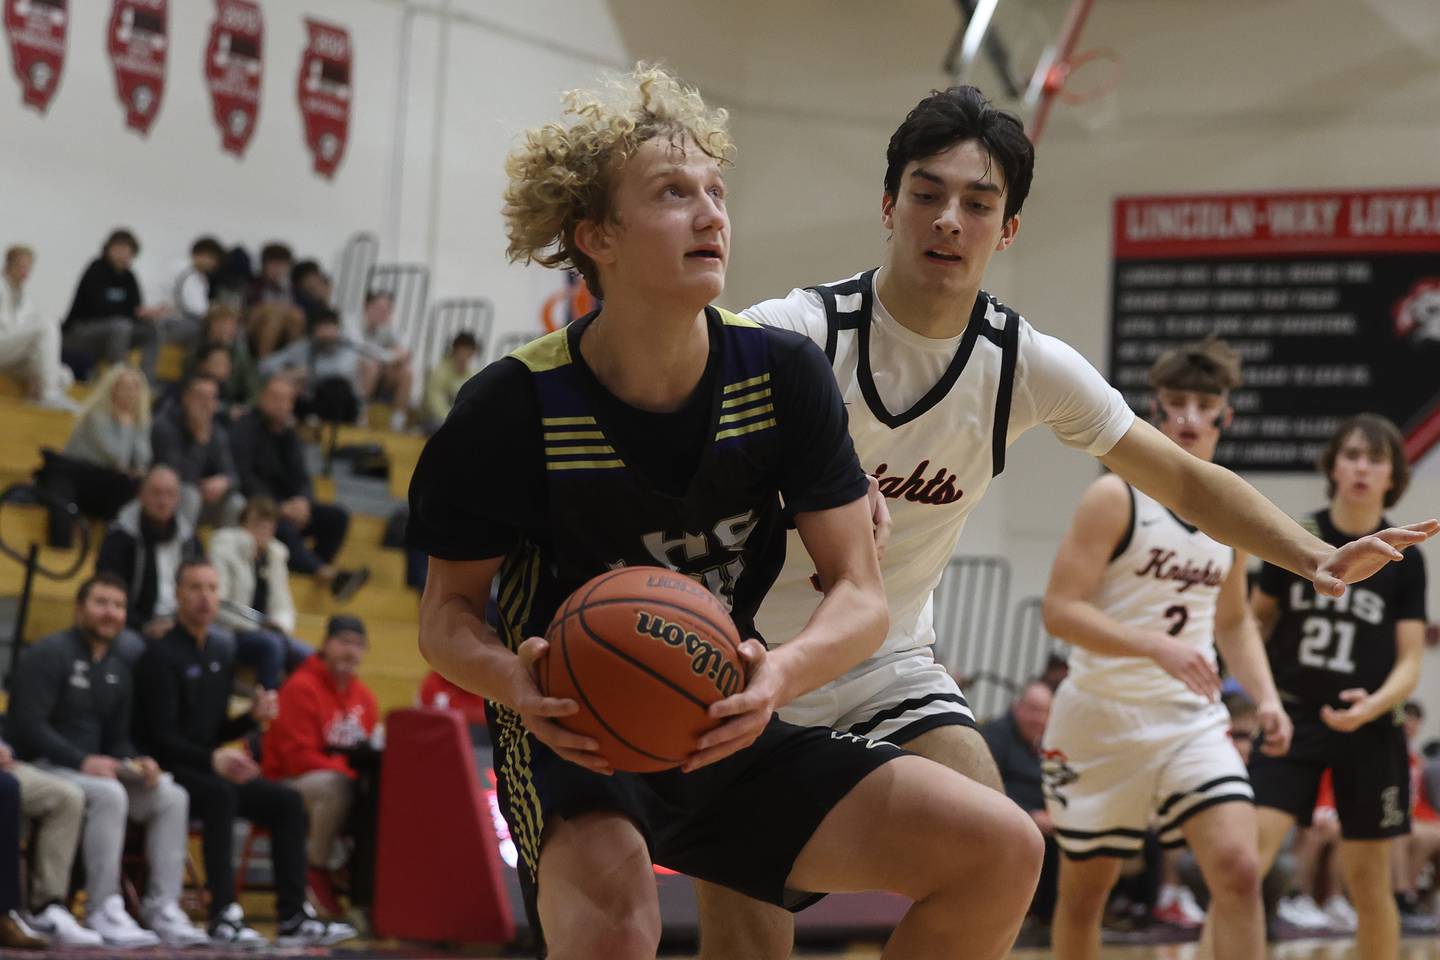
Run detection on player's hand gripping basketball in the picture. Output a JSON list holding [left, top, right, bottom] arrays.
[[683, 639, 782, 772], [1147, 634, 1221, 701], [1311, 519, 1439, 597], [511, 636, 613, 775]]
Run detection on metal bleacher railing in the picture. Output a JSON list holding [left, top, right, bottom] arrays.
[[422, 297, 495, 375], [333, 231, 380, 324], [0, 483, 93, 685], [931, 557, 1064, 723]]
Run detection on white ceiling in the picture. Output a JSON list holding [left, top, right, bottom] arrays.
[[604, 0, 1440, 141]]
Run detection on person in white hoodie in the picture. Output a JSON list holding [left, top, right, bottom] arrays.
[[0, 245, 75, 410], [210, 496, 311, 689]]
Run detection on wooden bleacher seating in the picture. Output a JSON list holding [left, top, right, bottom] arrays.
[[0, 386, 428, 714]]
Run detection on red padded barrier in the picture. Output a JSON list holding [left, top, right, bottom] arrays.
[[372, 708, 515, 944]]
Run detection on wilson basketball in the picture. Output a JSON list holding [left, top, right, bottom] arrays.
[[540, 566, 746, 773]]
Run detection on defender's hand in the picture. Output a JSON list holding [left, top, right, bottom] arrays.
[[1320, 688, 1375, 733], [1312, 520, 1438, 597], [1147, 634, 1221, 701], [1255, 699, 1293, 756]]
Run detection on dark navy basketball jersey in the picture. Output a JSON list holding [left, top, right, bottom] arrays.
[[407, 304, 869, 654], [1257, 509, 1428, 720]]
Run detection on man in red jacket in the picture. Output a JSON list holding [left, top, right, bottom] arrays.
[[262, 615, 378, 918]]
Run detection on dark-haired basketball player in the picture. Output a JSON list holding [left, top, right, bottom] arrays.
[[700, 82, 1439, 959], [407, 65, 1043, 960], [1041, 339, 1285, 960], [1250, 414, 1430, 960]]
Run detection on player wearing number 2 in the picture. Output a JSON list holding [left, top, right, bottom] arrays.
[[1250, 414, 1429, 960], [1040, 338, 1293, 960]]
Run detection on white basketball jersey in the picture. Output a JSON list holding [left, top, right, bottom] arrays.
[[1067, 484, 1234, 704]]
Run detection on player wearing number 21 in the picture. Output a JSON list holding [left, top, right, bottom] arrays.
[[1249, 413, 1429, 960], [1038, 339, 1436, 960]]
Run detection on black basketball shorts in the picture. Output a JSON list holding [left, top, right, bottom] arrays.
[[1248, 712, 1410, 841], [489, 708, 904, 919]]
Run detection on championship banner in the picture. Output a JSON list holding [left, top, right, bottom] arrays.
[[4, 0, 67, 112], [107, 0, 166, 134], [203, 0, 262, 156], [296, 17, 350, 179], [1109, 188, 1440, 472]]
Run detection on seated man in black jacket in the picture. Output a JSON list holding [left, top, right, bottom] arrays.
[[132, 559, 356, 948], [8, 574, 206, 948], [94, 465, 201, 659], [228, 375, 366, 599], [981, 681, 1058, 925], [151, 375, 245, 528]]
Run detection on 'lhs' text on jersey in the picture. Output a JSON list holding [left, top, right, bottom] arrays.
[[1288, 581, 1386, 625]]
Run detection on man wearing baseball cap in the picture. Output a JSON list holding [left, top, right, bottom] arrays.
[[263, 614, 379, 920]]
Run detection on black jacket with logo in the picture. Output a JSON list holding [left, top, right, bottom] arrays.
[[8, 629, 138, 768]]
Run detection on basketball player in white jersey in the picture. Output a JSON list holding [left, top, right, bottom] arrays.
[[1041, 339, 1287, 960], [695, 83, 1439, 959]]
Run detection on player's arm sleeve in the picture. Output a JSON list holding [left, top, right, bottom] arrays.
[[405, 358, 546, 561], [1016, 327, 1135, 456], [740, 287, 829, 348], [1397, 548, 1429, 622], [767, 330, 869, 514]]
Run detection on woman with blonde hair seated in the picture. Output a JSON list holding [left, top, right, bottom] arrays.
[[41, 365, 152, 544]]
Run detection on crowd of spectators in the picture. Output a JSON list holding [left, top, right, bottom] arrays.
[[0, 226, 496, 949]]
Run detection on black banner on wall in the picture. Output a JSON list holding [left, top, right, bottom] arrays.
[[1109, 188, 1440, 472]]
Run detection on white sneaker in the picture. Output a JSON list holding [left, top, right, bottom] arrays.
[[1323, 894, 1359, 931], [28, 902, 104, 946], [1277, 894, 1332, 929], [208, 902, 268, 949], [143, 899, 210, 947], [86, 894, 161, 949], [33, 390, 80, 413], [276, 902, 358, 947]]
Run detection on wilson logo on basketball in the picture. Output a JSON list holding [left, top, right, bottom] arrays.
[[872, 460, 963, 505], [634, 611, 742, 697]]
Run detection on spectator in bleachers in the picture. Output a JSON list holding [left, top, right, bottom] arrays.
[[262, 614, 379, 918], [8, 574, 208, 948], [95, 464, 202, 645], [229, 376, 368, 599], [210, 496, 311, 689], [189, 305, 260, 411], [0, 244, 76, 411], [165, 236, 224, 348], [64, 364, 151, 477], [290, 260, 334, 331], [356, 291, 412, 431], [62, 229, 167, 381], [247, 243, 305, 358], [0, 762, 48, 949], [0, 738, 88, 946], [259, 309, 387, 424], [133, 559, 356, 947], [981, 681, 1057, 924], [151, 374, 244, 528], [421, 330, 480, 433], [43, 364, 151, 545], [1396, 701, 1440, 929]]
